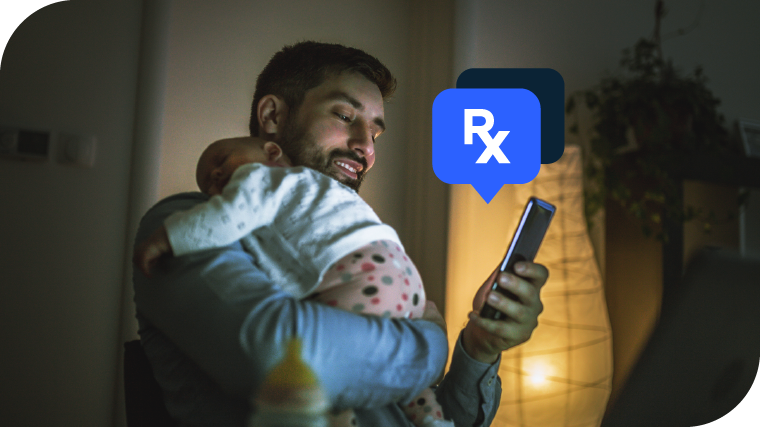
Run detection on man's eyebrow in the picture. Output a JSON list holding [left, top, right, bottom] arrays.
[[326, 90, 386, 133]]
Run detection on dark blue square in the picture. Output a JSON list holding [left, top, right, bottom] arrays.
[[456, 68, 564, 164]]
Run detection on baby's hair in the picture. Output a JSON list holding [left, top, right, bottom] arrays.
[[195, 137, 281, 195]]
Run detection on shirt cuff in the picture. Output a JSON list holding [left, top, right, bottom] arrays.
[[452, 330, 501, 390], [444, 331, 502, 426]]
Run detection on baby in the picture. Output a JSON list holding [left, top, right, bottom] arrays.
[[134, 137, 452, 427]]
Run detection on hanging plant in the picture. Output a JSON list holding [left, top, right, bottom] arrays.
[[567, 0, 741, 241]]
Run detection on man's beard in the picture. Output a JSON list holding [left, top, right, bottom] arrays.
[[277, 115, 368, 192]]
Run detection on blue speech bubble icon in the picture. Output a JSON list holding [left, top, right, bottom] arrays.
[[433, 88, 541, 203]]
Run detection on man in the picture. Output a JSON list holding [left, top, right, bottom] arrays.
[[133, 41, 547, 426]]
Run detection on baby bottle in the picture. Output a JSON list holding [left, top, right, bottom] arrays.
[[247, 338, 330, 427]]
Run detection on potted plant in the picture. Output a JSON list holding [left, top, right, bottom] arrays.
[[567, 0, 742, 241]]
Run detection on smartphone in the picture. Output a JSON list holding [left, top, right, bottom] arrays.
[[479, 197, 556, 321]]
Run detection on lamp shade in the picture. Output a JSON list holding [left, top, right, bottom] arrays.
[[495, 145, 613, 426]]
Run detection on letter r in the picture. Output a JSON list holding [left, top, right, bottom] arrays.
[[464, 109, 494, 145]]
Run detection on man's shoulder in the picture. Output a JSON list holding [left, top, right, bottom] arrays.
[[145, 192, 208, 218], [155, 191, 209, 207], [136, 192, 209, 240]]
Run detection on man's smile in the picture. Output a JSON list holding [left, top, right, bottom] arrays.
[[333, 159, 363, 180]]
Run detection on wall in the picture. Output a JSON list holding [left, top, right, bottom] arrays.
[[449, 0, 760, 411], [0, 0, 142, 425]]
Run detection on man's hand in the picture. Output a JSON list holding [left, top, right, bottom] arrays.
[[420, 300, 447, 336], [133, 226, 173, 278], [461, 261, 548, 364]]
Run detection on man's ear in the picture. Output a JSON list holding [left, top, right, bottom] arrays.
[[262, 141, 283, 162], [257, 95, 289, 140]]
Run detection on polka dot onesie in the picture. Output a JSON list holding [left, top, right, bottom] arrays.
[[309, 240, 447, 427]]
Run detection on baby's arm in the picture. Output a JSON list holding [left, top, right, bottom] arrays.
[[134, 163, 307, 277], [163, 163, 281, 256], [133, 226, 172, 278]]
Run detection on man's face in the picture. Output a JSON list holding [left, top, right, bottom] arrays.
[[277, 71, 385, 191]]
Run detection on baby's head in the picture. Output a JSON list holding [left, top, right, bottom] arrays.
[[196, 137, 291, 196]]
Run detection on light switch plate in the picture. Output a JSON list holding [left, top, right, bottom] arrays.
[[58, 133, 97, 168]]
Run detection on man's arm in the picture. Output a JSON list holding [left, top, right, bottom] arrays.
[[133, 193, 448, 410], [434, 262, 549, 425], [435, 332, 502, 427]]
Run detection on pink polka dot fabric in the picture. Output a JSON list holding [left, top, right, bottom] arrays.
[[312, 240, 426, 320], [403, 387, 445, 426]]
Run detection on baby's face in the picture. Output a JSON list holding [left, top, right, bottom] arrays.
[[196, 138, 275, 196]]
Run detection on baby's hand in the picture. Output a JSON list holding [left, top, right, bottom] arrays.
[[133, 226, 173, 278]]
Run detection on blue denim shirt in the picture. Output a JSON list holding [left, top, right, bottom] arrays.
[[133, 192, 502, 426]]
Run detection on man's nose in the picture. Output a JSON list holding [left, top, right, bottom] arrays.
[[348, 122, 375, 166]]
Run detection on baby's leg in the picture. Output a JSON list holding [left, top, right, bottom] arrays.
[[311, 240, 448, 427], [402, 387, 447, 426], [313, 240, 426, 318]]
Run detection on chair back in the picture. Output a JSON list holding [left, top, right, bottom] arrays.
[[123, 339, 177, 427]]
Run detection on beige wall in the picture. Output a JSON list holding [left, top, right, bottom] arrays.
[[0, 1, 142, 425]]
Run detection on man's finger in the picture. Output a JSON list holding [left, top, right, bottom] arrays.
[[473, 267, 500, 311], [486, 290, 530, 323], [514, 261, 549, 289], [469, 310, 533, 347], [468, 311, 516, 343], [421, 300, 447, 334], [492, 272, 537, 307]]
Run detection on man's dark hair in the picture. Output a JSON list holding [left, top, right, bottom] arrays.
[[249, 41, 397, 136]]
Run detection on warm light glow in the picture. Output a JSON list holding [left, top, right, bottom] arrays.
[[529, 371, 547, 386], [524, 360, 551, 388]]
